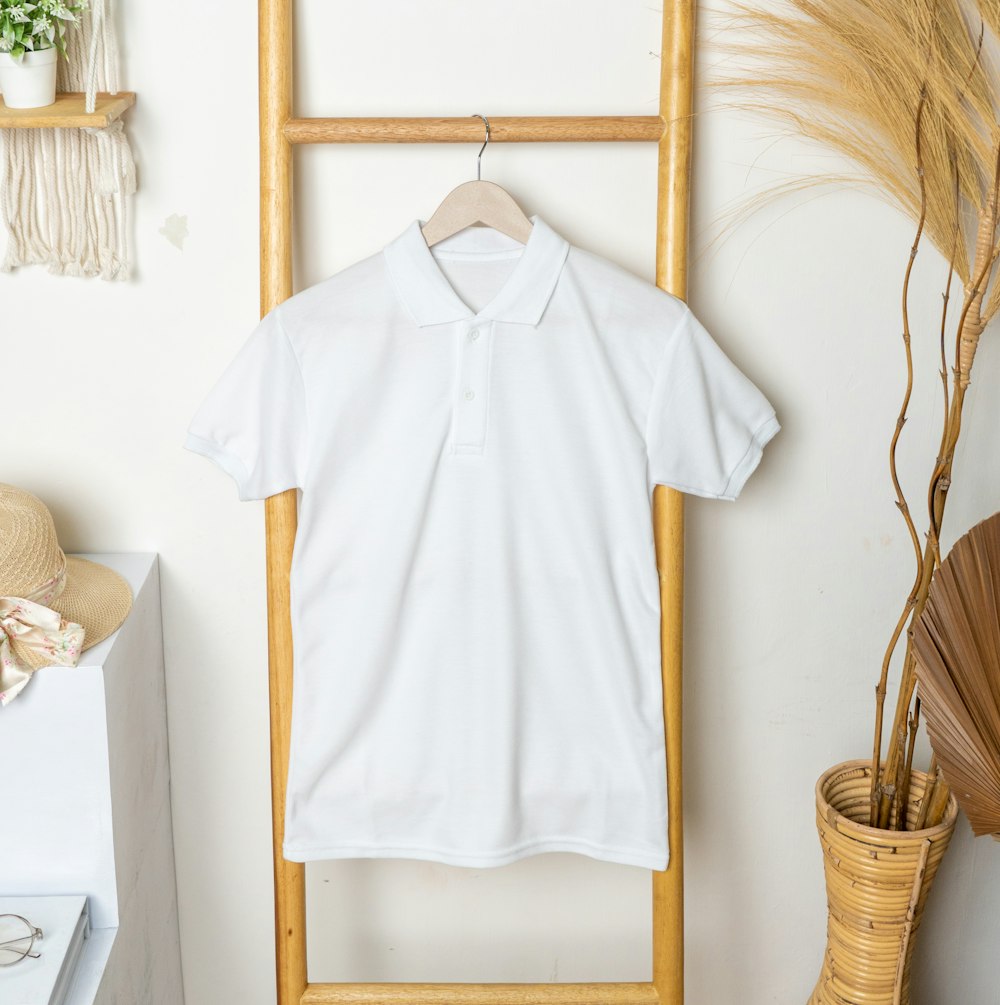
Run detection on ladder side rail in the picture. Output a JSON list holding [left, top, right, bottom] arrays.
[[260, 1, 307, 1004], [652, 5, 696, 1005]]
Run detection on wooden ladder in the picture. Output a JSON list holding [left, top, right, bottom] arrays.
[[259, 3, 695, 1002]]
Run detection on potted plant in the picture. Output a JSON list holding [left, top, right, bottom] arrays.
[[706, 2, 1000, 1001], [0, 0, 88, 110]]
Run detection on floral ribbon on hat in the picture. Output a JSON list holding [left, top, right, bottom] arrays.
[[0, 560, 85, 707]]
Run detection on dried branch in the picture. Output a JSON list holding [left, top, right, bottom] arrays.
[[869, 71, 933, 826]]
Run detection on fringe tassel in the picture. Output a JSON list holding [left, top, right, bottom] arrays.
[[0, 0, 135, 280]]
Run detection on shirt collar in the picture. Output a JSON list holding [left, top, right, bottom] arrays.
[[383, 213, 570, 328]]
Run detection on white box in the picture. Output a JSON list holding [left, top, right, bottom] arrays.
[[0, 555, 184, 1005]]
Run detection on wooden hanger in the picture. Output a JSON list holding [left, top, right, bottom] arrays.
[[420, 114, 533, 247]]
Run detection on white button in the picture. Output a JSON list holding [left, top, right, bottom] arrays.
[[469, 328, 481, 341], [464, 389, 476, 401]]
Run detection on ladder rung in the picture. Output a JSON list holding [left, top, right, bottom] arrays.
[[301, 982, 662, 1004], [282, 115, 666, 145]]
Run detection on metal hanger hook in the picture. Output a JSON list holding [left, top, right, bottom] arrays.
[[471, 113, 490, 181]]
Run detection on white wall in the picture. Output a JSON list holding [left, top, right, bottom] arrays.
[[5, 1, 1000, 1003]]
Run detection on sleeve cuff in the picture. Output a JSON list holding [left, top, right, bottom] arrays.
[[719, 413, 781, 501], [184, 431, 254, 501]]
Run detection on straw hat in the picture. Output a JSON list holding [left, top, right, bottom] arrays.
[[0, 483, 132, 705]]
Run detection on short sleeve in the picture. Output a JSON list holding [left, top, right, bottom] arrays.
[[646, 303, 780, 500], [183, 306, 307, 501]]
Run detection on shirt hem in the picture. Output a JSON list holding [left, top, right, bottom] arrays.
[[283, 836, 669, 871]]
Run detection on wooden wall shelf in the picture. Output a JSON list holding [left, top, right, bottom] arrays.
[[0, 91, 135, 128]]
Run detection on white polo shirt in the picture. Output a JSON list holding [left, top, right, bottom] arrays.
[[184, 214, 780, 871]]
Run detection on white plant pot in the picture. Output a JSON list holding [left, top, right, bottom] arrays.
[[0, 48, 58, 110]]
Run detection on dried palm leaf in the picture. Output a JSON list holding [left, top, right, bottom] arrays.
[[912, 510, 1000, 837]]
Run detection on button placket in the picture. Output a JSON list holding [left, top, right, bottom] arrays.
[[452, 321, 493, 454]]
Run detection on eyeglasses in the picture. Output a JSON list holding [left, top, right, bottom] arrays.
[[0, 914, 43, 966]]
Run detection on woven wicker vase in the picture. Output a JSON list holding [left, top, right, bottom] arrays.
[[807, 759, 958, 1005]]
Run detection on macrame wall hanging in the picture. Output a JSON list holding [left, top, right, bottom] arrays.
[[0, 0, 135, 280]]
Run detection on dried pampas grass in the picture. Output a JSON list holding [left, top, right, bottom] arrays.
[[708, 0, 1000, 310]]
